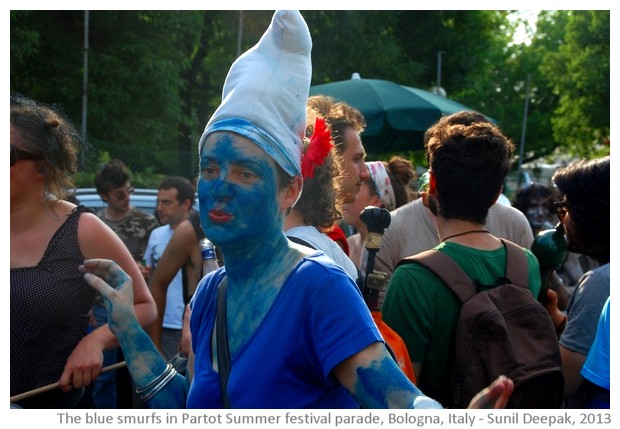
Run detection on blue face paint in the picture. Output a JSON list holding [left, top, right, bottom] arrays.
[[198, 132, 284, 251]]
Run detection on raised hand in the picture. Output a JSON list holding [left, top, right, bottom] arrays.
[[467, 375, 514, 409], [80, 259, 137, 335]]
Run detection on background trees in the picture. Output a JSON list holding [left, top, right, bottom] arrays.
[[10, 10, 610, 189]]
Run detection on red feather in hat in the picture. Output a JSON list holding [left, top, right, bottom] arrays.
[[301, 117, 333, 178]]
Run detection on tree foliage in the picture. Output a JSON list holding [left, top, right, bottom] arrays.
[[10, 10, 609, 180], [539, 11, 610, 157]]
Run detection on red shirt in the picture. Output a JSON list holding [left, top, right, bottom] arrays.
[[326, 224, 349, 256]]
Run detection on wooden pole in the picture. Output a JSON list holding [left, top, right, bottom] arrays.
[[10, 361, 127, 403]]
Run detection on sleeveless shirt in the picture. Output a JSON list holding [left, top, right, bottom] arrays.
[[11, 206, 97, 406]]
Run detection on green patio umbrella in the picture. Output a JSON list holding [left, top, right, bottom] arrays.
[[309, 78, 492, 153], [402, 86, 490, 117]]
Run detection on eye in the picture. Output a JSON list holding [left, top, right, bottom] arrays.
[[240, 170, 256, 180], [235, 168, 259, 184], [201, 165, 218, 180]]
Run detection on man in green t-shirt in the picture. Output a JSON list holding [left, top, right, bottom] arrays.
[[382, 114, 541, 406]]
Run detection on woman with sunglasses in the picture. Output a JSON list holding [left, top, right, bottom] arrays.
[[545, 156, 610, 408], [10, 92, 157, 408]]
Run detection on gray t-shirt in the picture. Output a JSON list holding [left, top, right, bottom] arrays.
[[559, 262, 610, 408], [560, 263, 610, 355]]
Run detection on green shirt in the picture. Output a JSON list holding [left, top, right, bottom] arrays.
[[382, 241, 541, 403]]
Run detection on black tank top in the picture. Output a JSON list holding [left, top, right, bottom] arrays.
[[11, 206, 97, 407]]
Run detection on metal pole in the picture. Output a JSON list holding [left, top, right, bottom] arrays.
[[436, 51, 443, 92], [81, 10, 89, 167], [236, 11, 244, 58], [517, 74, 531, 184]]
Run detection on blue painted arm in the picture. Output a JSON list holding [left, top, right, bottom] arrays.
[[81, 259, 190, 408]]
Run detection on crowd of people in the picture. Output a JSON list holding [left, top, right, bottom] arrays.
[[11, 10, 609, 411]]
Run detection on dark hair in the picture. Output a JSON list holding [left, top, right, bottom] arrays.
[[552, 156, 610, 263], [366, 157, 417, 210], [423, 111, 491, 145], [306, 95, 366, 156], [425, 121, 514, 223], [10, 91, 82, 200], [95, 159, 131, 195], [293, 149, 342, 231], [387, 156, 417, 207], [512, 183, 557, 217], [158, 176, 195, 206]]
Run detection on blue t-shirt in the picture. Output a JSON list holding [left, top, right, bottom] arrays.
[[581, 297, 610, 390], [187, 253, 382, 408]]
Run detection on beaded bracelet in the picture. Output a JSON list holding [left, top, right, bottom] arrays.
[[135, 363, 176, 400]]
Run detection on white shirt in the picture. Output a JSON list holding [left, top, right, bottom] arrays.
[[285, 225, 359, 281]]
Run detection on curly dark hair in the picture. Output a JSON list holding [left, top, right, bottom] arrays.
[[10, 91, 82, 201], [94, 159, 132, 195], [425, 121, 514, 223], [512, 183, 557, 218], [293, 149, 343, 231], [552, 156, 610, 263], [423, 111, 491, 145]]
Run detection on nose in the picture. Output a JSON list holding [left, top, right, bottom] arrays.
[[360, 162, 370, 181], [211, 178, 233, 203]]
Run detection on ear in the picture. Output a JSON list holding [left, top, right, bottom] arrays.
[[370, 195, 383, 208], [421, 170, 439, 214], [34, 161, 46, 178], [428, 170, 437, 195], [280, 175, 303, 210]]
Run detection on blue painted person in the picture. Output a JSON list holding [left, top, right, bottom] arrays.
[[77, 10, 514, 409]]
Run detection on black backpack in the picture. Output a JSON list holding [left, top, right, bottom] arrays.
[[397, 239, 564, 408]]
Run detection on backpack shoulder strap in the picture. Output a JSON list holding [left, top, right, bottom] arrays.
[[499, 239, 529, 288], [287, 235, 317, 250], [398, 250, 477, 303]]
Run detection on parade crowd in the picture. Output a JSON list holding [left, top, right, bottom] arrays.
[[11, 11, 609, 411]]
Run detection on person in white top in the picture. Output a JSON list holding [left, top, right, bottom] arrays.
[[145, 176, 195, 360]]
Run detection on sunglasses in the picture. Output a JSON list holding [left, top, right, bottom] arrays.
[[554, 200, 570, 221], [10, 145, 44, 166]]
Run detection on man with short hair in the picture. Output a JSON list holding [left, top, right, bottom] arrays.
[[95, 159, 159, 277], [145, 176, 195, 360], [373, 112, 534, 307], [92, 158, 159, 408], [382, 118, 542, 406]]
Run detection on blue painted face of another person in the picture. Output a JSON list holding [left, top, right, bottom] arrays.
[[198, 132, 284, 250]]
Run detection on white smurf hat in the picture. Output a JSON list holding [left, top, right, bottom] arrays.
[[199, 10, 312, 177]]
